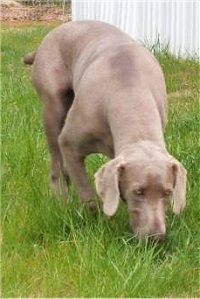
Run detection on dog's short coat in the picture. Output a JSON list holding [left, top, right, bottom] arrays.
[[24, 20, 187, 240]]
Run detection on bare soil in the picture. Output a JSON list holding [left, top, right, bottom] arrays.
[[0, 2, 71, 22]]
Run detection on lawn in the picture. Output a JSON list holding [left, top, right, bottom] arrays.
[[1, 23, 200, 297]]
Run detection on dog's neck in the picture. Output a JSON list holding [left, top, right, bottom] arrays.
[[115, 140, 167, 159]]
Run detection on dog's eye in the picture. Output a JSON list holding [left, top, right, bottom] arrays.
[[164, 190, 172, 197], [134, 188, 144, 196]]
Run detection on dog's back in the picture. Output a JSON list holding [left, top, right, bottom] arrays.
[[25, 22, 165, 103]]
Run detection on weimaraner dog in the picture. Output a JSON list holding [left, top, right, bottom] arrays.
[[24, 20, 187, 241]]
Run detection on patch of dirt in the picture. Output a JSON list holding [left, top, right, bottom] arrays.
[[0, 0, 22, 6], [0, 2, 71, 22]]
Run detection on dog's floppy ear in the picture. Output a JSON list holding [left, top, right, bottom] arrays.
[[94, 156, 125, 216], [170, 157, 187, 214]]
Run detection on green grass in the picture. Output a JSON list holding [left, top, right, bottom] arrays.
[[1, 24, 200, 297]]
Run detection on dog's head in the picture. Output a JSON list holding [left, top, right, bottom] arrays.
[[95, 154, 187, 241]]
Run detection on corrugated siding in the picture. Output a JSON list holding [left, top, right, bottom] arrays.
[[72, 0, 199, 58]]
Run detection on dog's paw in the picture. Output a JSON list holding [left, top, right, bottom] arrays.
[[50, 176, 69, 199], [88, 201, 99, 213], [81, 200, 99, 214]]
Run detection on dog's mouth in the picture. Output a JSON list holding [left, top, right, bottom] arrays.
[[131, 227, 166, 242]]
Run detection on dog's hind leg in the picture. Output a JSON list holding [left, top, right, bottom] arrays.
[[42, 88, 74, 198]]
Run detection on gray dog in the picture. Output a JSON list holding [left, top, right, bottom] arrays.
[[24, 20, 187, 241]]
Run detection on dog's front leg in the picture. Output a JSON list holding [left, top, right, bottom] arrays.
[[58, 138, 97, 211]]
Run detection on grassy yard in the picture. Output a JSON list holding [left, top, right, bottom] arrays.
[[1, 23, 200, 297]]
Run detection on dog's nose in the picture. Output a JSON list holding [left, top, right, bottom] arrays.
[[150, 220, 166, 242]]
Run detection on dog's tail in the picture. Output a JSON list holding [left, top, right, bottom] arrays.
[[23, 51, 36, 65]]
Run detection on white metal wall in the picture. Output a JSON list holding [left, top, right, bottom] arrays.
[[72, 0, 199, 58]]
